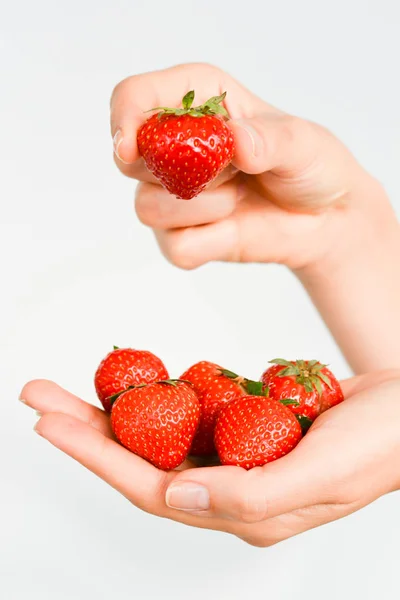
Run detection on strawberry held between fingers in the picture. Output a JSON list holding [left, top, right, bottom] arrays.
[[261, 359, 344, 421], [137, 90, 235, 200], [181, 361, 265, 457], [214, 395, 302, 470], [94, 347, 169, 412], [111, 380, 200, 470]]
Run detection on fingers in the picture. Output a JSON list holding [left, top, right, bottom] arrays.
[[340, 369, 400, 398], [155, 220, 238, 270], [20, 380, 113, 438], [229, 113, 316, 176], [229, 113, 359, 210], [135, 176, 239, 229], [35, 412, 169, 514], [110, 62, 271, 171], [110, 63, 227, 167], [164, 435, 338, 523]]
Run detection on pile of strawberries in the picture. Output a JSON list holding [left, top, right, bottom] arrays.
[[94, 347, 344, 471]]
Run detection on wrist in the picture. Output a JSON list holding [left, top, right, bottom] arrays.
[[293, 175, 400, 373], [296, 175, 399, 283]]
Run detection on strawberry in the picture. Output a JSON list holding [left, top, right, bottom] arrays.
[[94, 347, 169, 412], [137, 90, 235, 200], [180, 361, 264, 456], [214, 395, 302, 470], [261, 359, 344, 422], [111, 380, 200, 470]]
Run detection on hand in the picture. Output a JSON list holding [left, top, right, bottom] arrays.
[[110, 64, 400, 374], [110, 62, 393, 272], [20, 369, 400, 546]]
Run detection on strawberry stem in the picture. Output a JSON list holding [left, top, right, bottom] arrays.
[[279, 398, 300, 407], [147, 90, 230, 119]]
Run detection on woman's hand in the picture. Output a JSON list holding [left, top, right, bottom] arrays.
[[110, 63, 400, 373], [111, 63, 387, 272], [20, 370, 400, 547]]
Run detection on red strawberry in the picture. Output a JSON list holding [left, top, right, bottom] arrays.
[[137, 90, 235, 200], [180, 361, 264, 456], [111, 380, 200, 470], [261, 359, 344, 422], [94, 347, 169, 412], [214, 395, 302, 470]]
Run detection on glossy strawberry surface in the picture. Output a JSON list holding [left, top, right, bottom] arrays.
[[94, 347, 168, 412], [215, 395, 302, 470], [111, 381, 200, 470], [137, 91, 235, 200], [181, 361, 245, 456]]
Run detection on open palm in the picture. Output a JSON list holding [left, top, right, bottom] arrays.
[[21, 369, 400, 546]]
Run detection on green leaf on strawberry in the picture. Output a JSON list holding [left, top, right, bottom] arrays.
[[295, 414, 313, 434]]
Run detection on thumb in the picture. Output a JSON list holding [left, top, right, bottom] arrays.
[[229, 113, 323, 176], [230, 112, 360, 196], [229, 112, 361, 212], [165, 433, 337, 523]]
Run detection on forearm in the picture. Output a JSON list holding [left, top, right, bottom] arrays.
[[298, 178, 400, 374]]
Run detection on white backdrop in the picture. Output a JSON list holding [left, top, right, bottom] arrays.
[[2, 1, 400, 598]]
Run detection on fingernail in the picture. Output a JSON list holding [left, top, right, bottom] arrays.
[[233, 120, 263, 158], [35, 411, 43, 417], [19, 396, 27, 404], [113, 129, 130, 164], [166, 483, 210, 511]]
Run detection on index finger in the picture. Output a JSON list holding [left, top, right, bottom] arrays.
[[110, 62, 268, 172], [35, 412, 170, 515], [110, 63, 227, 167]]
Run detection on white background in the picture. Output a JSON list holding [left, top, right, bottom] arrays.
[[2, 1, 400, 598]]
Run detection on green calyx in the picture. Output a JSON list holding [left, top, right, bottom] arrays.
[[107, 384, 143, 407], [148, 90, 230, 119], [269, 359, 333, 396], [219, 369, 267, 397], [279, 398, 300, 407], [295, 414, 313, 434]]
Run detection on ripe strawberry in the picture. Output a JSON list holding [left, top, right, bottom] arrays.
[[261, 359, 344, 422], [214, 395, 302, 470], [180, 361, 264, 456], [137, 90, 235, 200], [94, 347, 169, 412], [111, 380, 200, 470]]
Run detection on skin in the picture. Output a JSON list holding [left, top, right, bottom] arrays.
[[20, 64, 400, 547]]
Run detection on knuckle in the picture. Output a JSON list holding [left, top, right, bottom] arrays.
[[110, 76, 134, 108], [173, 62, 222, 77], [236, 468, 269, 524], [164, 232, 197, 270], [135, 187, 157, 227], [234, 491, 268, 524], [239, 534, 277, 548], [281, 114, 311, 142]]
